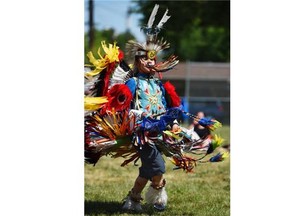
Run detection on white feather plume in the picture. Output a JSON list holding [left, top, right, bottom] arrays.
[[145, 186, 168, 206], [157, 9, 170, 29], [109, 65, 128, 86], [147, 4, 159, 28]]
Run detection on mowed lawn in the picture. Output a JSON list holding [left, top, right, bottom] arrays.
[[85, 126, 230, 216]]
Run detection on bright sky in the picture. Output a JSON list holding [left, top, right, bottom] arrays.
[[84, 0, 146, 42]]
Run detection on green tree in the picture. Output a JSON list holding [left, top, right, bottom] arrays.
[[114, 30, 136, 62], [131, 0, 230, 62], [84, 28, 116, 64]]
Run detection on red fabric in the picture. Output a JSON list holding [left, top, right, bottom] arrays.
[[163, 81, 181, 107]]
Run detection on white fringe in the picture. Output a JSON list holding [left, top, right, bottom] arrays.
[[145, 186, 168, 206]]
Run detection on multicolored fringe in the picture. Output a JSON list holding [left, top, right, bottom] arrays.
[[85, 109, 137, 165], [85, 106, 229, 172]]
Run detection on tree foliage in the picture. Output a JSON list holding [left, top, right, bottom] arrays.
[[131, 0, 230, 62], [85, 1, 230, 63]]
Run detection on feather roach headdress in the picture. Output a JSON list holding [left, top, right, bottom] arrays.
[[126, 4, 179, 72]]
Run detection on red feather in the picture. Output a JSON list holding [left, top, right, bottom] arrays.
[[102, 84, 133, 113], [118, 49, 124, 60], [102, 62, 116, 96], [163, 81, 181, 107], [95, 49, 123, 97]]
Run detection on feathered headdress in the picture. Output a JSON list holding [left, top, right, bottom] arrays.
[[126, 4, 179, 72]]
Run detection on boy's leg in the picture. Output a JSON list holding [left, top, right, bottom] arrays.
[[122, 176, 148, 212], [145, 174, 168, 211]]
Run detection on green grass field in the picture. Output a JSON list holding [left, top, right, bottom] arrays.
[[85, 126, 230, 216]]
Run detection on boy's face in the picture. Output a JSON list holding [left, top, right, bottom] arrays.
[[136, 56, 156, 74]]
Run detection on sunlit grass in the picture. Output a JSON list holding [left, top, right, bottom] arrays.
[[85, 126, 230, 216]]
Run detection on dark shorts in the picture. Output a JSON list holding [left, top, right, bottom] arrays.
[[135, 144, 166, 180]]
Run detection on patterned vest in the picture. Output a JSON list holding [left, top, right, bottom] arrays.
[[133, 76, 166, 116]]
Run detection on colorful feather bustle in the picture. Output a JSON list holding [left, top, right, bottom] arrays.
[[85, 41, 124, 97], [101, 84, 133, 114], [84, 44, 138, 166], [85, 109, 139, 166]]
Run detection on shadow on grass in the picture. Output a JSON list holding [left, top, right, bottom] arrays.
[[85, 201, 199, 215], [85, 200, 145, 215], [85, 200, 122, 215]]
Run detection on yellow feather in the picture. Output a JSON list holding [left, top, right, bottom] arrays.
[[163, 130, 182, 140], [222, 152, 229, 159], [85, 41, 120, 77], [84, 96, 108, 111]]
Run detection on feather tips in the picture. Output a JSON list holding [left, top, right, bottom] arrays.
[[157, 9, 170, 29], [147, 4, 159, 28], [154, 55, 179, 72], [125, 40, 146, 59]]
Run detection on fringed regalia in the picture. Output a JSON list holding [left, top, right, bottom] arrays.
[[84, 4, 229, 212], [84, 40, 228, 175]]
